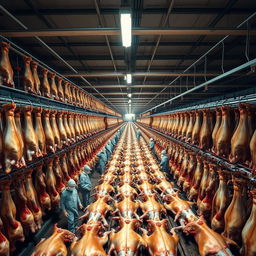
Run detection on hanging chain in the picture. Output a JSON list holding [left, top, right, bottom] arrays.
[[221, 41, 225, 74], [245, 21, 251, 62], [204, 56, 208, 91], [193, 65, 196, 87]]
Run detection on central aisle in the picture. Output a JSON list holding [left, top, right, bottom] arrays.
[[32, 122, 201, 256]]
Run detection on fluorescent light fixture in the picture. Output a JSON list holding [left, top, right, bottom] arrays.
[[126, 74, 132, 84], [120, 13, 131, 47], [128, 99, 131, 103], [128, 93, 132, 98]]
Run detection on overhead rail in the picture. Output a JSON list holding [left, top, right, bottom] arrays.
[[0, 85, 121, 118], [1, 27, 255, 37], [141, 88, 256, 117]]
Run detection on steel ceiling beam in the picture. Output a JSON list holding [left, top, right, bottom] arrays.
[[65, 72, 220, 77], [2, 28, 254, 37], [92, 92, 219, 95], [23, 41, 256, 48], [100, 97, 167, 100], [44, 54, 241, 61], [9, 8, 253, 16], [81, 84, 246, 88], [57, 65, 238, 72]]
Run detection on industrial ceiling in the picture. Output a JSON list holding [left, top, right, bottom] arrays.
[[0, 0, 256, 115]]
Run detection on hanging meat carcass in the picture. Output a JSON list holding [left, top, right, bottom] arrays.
[[241, 188, 256, 256], [14, 177, 37, 234], [70, 222, 109, 256], [59, 153, 71, 183], [57, 111, 68, 146], [44, 159, 60, 209], [49, 73, 59, 100], [34, 164, 51, 212], [74, 114, 81, 141], [63, 112, 72, 144], [196, 161, 210, 208], [199, 109, 214, 150], [188, 155, 203, 201], [183, 153, 196, 193], [49, 110, 61, 149], [23, 56, 35, 93], [33, 107, 47, 156], [250, 127, 256, 174], [31, 225, 74, 256], [0, 42, 14, 87], [212, 107, 222, 153], [63, 81, 70, 103], [3, 103, 25, 173], [42, 109, 56, 153], [214, 106, 232, 158], [57, 76, 64, 102], [68, 112, 76, 143], [52, 156, 65, 193], [186, 112, 195, 143], [223, 177, 247, 245], [177, 113, 184, 139], [0, 180, 24, 252], [197, 164, 218, 218], [31, 61, 41, 95], [22, 106, 41, 161], [141, 219, 179, 256], [181, 112, 189, 140], [177, 150, 190, 188], [211, 170, 230, 233], [230, 104, 252, 164], [14, 107, 25, 161], [191, 110, 202, 146], [0, 217, 9, 256], [0, 111, 3, 171], [41, 68, 51, 98], [24, 169, 43, 230]]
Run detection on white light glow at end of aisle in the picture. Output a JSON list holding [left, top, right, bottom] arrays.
[[128, 93, 132, 98], [124, 113, 135, 121], [120, 13, 131, 47]]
